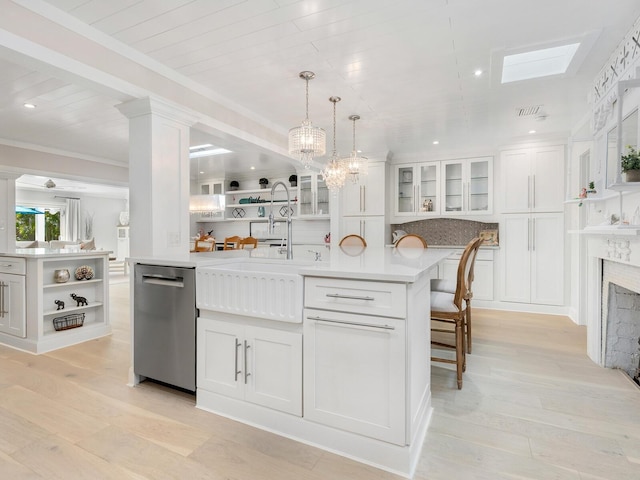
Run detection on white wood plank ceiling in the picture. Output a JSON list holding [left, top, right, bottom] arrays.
[[2, 0, 640, 179]]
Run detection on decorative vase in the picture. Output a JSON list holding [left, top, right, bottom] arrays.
[[119, 211, 129, 226], [624, 169, 640, 182], [54, 269, 70, 283]]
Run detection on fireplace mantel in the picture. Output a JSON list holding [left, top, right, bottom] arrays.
[[585, 234, 640, 366]]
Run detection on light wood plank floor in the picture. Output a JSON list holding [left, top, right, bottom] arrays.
[[0, 280, 638, 479]]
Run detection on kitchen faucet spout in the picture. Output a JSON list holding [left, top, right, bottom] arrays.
[[269, 181, 293, 260]]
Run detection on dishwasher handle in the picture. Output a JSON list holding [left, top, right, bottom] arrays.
[[140, 274, 184, 288]]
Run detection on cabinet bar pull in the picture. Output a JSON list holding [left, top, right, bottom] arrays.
[[235, 339, 242, 381], [0, 281, 5, 318], [244, 340, 251, 384], [308, 316, 395, 330], [527, 175, 531, 209], [325, 293, 375, 301], [0, 264, 14, 268], [527, 218, 531, 251], [532, 218, 536, 251], [532, 175, 536, 208]]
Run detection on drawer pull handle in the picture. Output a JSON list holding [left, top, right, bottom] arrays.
[[308, 316, 395, 330], [325, 293, 375, 301], [0, 264, 14, 268]]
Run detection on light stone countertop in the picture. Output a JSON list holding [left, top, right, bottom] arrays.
[[131, 245, 452, 283], [0, 248, 111, 259]]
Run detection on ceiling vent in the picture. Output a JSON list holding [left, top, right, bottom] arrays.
[[516, 105, 543, 117]]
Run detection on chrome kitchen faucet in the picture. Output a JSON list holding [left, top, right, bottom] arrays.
[[268, 181, 293, 260]]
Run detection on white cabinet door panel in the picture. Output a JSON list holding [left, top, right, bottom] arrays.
[[531, 213, 564, 305], [341, 216, 385, 247], [197, 319, 243, 399], [502, 214, 532, 303], [0, 273, 26, 338], [531, 146, 565, 212], [303, 308, 406, 445], [501, 149, 531, 213], [246, 326, 302, 416]]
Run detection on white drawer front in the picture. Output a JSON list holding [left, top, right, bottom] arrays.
[[0, 257, 25, 275], [304, 277, 406, 318]]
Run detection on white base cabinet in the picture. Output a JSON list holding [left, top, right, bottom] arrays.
[[197, 315, 302, 416], [438, 249, 494, 301], [0, 259, 26, 338], [303, 307, 406, 445], [502, 213, 564, 305]]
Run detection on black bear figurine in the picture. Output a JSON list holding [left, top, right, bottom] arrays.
[[54, 300, 65, 310], [70, 293, 88, 307]]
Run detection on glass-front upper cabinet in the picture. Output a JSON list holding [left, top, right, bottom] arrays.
[[298, 173, 329, 217], [442, 157, 492, 215], [394, 162, 440, 216]]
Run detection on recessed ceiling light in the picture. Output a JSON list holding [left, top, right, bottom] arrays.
[[432, 140, 439, 145], [502, 43, 580, 83], [250, 166, 255, 170], [23, 103, 36, 109], [474, 69, 483, 77], [529, 130, 536, 134], [199, 171, 204, 174]]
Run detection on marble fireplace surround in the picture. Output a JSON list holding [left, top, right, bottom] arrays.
[[585, 231, 640, 370]]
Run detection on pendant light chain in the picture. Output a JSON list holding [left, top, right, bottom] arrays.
[[322, 96, 347, 191]]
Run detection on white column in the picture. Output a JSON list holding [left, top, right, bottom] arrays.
[[117, 98, 199, 258], [0, 173, 20, 253]]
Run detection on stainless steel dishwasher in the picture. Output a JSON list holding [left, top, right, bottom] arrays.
[[134, 264, 196, 392]]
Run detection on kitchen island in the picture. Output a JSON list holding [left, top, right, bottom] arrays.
[[0, 249, 110, 353], [130, 246, 451, 478]]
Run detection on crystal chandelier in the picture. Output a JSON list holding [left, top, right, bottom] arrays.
[[321, 96, 347, 191], [341, 114, 368, 183], [288, 71, 326, 168]]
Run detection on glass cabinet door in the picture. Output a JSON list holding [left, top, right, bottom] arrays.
[[316, 175, 329, 216], [468, 159, 490, 212], [397, 166, 415, 213], [298, 174, 314, 216], [443, 162, 463, 213], [417, 163, 438, 213]]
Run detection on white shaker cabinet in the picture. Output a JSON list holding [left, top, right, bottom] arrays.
[[501, 213, 564, 305], [394, 162, 440, 216], [341, 162, 385, 216], [197, 316, 302, 416], [442, 157, 493, 215], [340, 216, 385, 247], [500, 145, 565, 213], [303, 308, 406, 445], [0, 258, 26, 338]]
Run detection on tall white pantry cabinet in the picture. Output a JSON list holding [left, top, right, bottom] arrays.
[[500, 145, 565, 306]]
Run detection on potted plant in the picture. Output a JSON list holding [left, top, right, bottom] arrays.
[[621, 145, 640, 182], [259, 177, 269, 189], [289, 174, 297, 187]]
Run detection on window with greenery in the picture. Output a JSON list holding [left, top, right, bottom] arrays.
[[15, 207, 61, 242], [16, 213, 36, 241]]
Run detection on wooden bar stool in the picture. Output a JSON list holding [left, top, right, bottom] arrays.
[[395, 234, 427, 248], [223, 236, 242, 250], [339, 234, 367, 247]]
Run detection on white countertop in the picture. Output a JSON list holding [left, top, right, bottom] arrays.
[[1, 248, 111, 259], [131, 246, 452, 283]]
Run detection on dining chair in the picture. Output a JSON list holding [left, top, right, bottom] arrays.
[[395, 233, 427, 248], [431, 236, 483, 353], [339, 234, 367, 247], [223, 235, 242, 250], [430, 237, 476, 389], [238, 236, 258, 249], [193, 239, 215, 252]]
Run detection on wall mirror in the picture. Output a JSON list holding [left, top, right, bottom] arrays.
[[606, 79, 640, 188]]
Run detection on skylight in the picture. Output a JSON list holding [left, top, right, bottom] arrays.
[[501, 43, 580, 83]]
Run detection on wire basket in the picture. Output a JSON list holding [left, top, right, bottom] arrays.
[[53, 313, 85, 331]]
